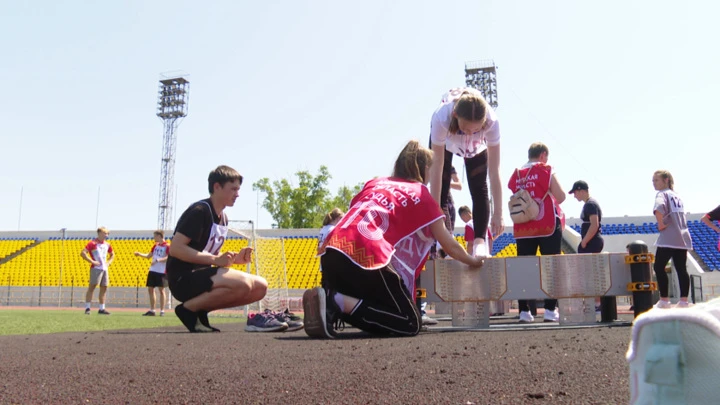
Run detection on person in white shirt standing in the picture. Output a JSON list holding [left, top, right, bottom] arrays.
[[428, 87, 503, 258], [652, 170, 693, 309], [135, 230, 170, 316], [81, 227, 115, 315]]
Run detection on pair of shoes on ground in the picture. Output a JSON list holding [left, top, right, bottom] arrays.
[[174, 304, 220, 333], [519, 309, 559, 323], [654, 300, 692, 309], [244, 309, 304, 332], [84, 308, 111, 315], [303, 287, 343, 339], [142, 310, 164, 316]]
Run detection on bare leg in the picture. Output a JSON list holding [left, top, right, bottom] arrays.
[[98, 286, 107, 305], [148, 287, 156, 311], [85, 285, 97, 304], [159, 288, 166, 311]]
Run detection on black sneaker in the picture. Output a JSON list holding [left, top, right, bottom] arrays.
[[197, 311, 220, 332], [302, 287, 340, 338], [84, 308, 90, 315], [174, 304, 198, 333], [142, 310, 156, 316], [98, 309, 111, 315]]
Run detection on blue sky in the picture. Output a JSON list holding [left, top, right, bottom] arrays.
[[1, 1, 718, 232]]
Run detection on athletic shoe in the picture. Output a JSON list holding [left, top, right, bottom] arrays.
[[269, 309, 304, 332], [175, 304, 199, 332], [244, 312, 288, 332], [84, 308, 90, 315], [543, 309, 559, 322], [654, 300, 672, 309], [142, 310, 156, 316], [421, 314, 439, 325], [472, 242, 490, 258], [159, 311, 165, 317], [197, 311, 220, 332], [675, 301, 693, 308], [97, 309, 111, 315], [519, 311, 534, 323], [303, 287, 341, 338]]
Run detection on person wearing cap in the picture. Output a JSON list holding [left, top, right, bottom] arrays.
[[569, 180, 604, 253], [569, 180, 604, 314]]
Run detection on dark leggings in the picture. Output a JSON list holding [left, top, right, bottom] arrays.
[[440, 149, 489, 240], [321, 249, 421, 337], [654, 247, 690, 298], [516, 218, 562, 312]]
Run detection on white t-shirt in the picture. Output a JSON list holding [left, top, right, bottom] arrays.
[[430, 87, 500, 158], [654, 189, 693, 250], [318, 224, 335, 247]]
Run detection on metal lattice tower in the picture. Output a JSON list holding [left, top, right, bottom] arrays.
[[156, 75, 189, 230], [464, 60, 498, 109]]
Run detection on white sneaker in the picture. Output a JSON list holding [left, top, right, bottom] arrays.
[[421, 315, 439, 325], [543, 309, 559, 322], [654, 300, 672, 309], [519, 311, 534, 323], [473, 241, 490, 258], [675, 301, 692, 308]]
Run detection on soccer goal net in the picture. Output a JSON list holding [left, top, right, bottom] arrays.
[[228, 220, 289, 314]]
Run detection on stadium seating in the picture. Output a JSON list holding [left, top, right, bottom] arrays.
[[0, 238, 37, 261], [570, 220, 720, 271]]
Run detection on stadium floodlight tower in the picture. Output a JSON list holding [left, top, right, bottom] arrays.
[[155, 73, 189, 231], [464, 60, 498, 109]]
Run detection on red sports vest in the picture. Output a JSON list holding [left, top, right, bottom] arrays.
[[508, 163, 564, 239], [320, 177, 444, 293]]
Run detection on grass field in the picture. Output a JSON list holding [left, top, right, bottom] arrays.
[[0, 309, 246, 336]]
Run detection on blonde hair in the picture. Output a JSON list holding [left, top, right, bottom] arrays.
[[97, 227, 109, 234], [654, 170, 675, 190], [322, 208, 344, 226], [393, 140, 433, 183], [448, 90, 488, 134]]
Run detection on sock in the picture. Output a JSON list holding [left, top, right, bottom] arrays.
[[85, 302, 91, 310], [100, 304, 105, 310]]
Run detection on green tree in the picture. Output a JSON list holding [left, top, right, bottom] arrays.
[[253, 166, 363, 229]]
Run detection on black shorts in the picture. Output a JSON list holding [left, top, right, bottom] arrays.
[[168, 267, 219, 303], [146, 272, 168, 288]]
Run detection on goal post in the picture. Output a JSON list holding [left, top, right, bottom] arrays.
[[228, 220, 289, 314]]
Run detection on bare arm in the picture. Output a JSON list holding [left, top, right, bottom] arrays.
[[80, 249, 100, 267], [430, 220, 483, 267], [654, 210, 667, 231], [580, 214, 600, 248], [429, 142, 446, 204], [702, 215, 720, 233], [487, 144, 504, 236], [168, 232, 234, 267], [450, 172, 462, 191], [107, 251, 114, 266], [134, 251, 152, 259], [549, 173, 566, 204]]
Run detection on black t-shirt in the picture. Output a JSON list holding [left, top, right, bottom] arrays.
[[707, 204, 720, 221], [166, 199, 226, 278], [580, 197, 602, 239]]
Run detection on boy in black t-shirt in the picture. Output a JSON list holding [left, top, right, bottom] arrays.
[[167, 165, 274, 332]]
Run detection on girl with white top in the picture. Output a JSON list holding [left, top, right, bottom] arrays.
[[652, 170, 693, 308], [428, 87, 503, 258]]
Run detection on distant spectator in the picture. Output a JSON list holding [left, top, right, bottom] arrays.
[[569, 180, 604, 312], [651, 170, 693, 309], [81, 227, 114, 315], [135, 230, 170, 316]]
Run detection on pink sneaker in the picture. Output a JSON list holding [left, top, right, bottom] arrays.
[[654, 300, 672, 309]]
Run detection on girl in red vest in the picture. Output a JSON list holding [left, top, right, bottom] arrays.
[[304, 140, 485, 339], [508, 142, 567, 323]]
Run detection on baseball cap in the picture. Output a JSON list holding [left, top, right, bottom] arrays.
[[569, 180, 589, 194]]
